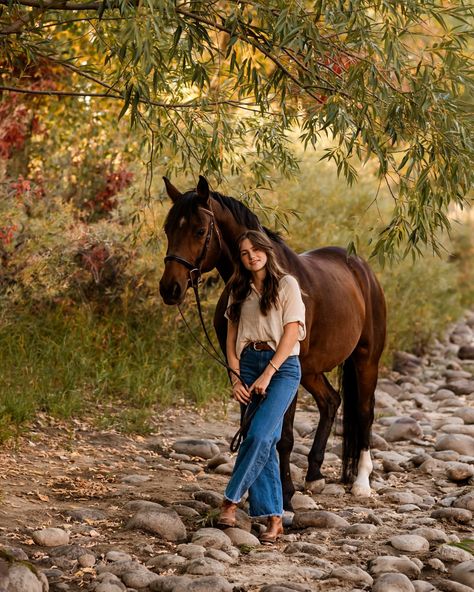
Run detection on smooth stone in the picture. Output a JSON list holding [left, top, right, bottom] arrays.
[[369, 556, 421, 578], [126, 508, 186, 542], [390, 535, 429, 553], [121, 474, 151, 484], [121, 569, 160, 588], [446, 461, 474, 482], [96, 560, 144, 576], [149, 575, 192, 592], [291, 493, 318, 510], [177, 462, 202, 474], [452, 560, 474, 588], [294, 420, 313, 437], [345, 523, 378, 536], [435, 579, 474, 592], [206, 548, 237, 564], [172, 439, 220, 459], [329, 566, 373, 586], [373, 573, 415, 592], [284, 542, 328, 555], [173, 505, 200, 519], [125, 500, 164, 512], [322, 483, 345, 496], [184, 557, 225, 576], [49, 545, 89, 559], [213, 463, 234, 475], [454, 492, 474, 511], [398, 505, 421, 513], [432, 450, 460, 461], [435, 545, 473, 563], [223, 528, 260, 547], [454, 408, 474, 424], [193, 490, 223, 507], [173, 576, 233, 592], [206, 454, 231, 470], [411, 527, 448, 543], [191, 528, 232, 550], [385, 417, 423, 442], [441, 424, 474, 436], [385, 492, 424, 505], [176, 544, 206, 559], [78, 554, 96, 567], [65, 508, 107, 522], [148, 554, 186, 570], [293, 510, 350, 529], [6, 565, 45, 592], [95, 584, 124, 592], [431, 508, 472, 524], [458, 345, 474, 360], [375, 390, 399, 408], [106, 551, 133, 563], [371, 432, 390, 450], [32, 528, 70, 547], [445, 379, 474, 395]]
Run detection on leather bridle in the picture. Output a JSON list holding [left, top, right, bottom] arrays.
[[164, 208, 219, 286]]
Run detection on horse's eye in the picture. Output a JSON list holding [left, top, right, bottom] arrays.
[[197, 228, 206, 237]]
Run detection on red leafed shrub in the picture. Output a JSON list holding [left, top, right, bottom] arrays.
[[0, 224, 17, 246], [84, 166, 134, 218]]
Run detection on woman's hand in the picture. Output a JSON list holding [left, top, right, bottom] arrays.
[[249, 367, 274, 397], [232, 382, 251, 404]]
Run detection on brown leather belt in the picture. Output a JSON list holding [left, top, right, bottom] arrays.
[[245, 341, 274, 352]]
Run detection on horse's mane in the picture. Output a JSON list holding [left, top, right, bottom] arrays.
[[164, 188, 284, 245]]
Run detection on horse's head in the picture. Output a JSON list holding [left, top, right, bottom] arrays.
[[159, 176, 221, 305]]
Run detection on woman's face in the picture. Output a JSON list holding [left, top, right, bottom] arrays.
[[239, 238, 268, 273]]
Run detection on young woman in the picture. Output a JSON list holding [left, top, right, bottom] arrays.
[[218, 229, 306, 544]]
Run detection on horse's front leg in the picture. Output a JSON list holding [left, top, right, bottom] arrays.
[[302, 373, 341, 493], [277, 396, 298, 512]]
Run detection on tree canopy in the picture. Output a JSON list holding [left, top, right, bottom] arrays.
[[1, 0, 473, 260]]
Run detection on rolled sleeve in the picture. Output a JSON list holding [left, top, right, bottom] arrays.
[[280, 275, 306, 341]]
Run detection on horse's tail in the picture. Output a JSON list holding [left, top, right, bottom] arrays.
[[340, 356, 360, 483]]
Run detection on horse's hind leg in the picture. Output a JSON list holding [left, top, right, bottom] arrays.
[[277, 395, 298, 512], [348, 352, 379, 498], [302, 373, 341, 492]]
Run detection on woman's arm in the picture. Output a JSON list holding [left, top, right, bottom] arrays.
[[249, 321, 300, 395], [226, 319, 251, 404]]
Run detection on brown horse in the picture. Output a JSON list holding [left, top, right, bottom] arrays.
[[159, 176, 386, 510]]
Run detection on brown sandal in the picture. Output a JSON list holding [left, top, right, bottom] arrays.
[[259, 516, 284, 544], [217, 500, 238, 528]]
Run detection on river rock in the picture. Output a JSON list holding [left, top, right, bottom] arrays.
[[150, 575, 192, 592], [125, 500, 164, 512], [173, 576, 233, 592], [185, 557, 225, 575], [127, 508, 186, 542], [385, 417, 423, 442], [454, 408, 474, 424], [329, 565, 373, 586], [452, 560, 474, 588], [193, 490, 223, 507], [369, 556, 421, 578], [435, 579, 473, 592], [32, 528, 70, 547], [122, 568, 160, 588], [411, 527, 448, 543], [291, 493, 318, 510], [284, 541, 328, 555], [345, 523, 378, 536], [373, 573, 415, 592], [458, 345, 474, 359], [412, 582, 436, 592], [6, 564, 48, 592], [223, 527, 260, 547], [65, 508, 107, 522], [149, 553, 186, 570], [172, 439, 220, 459], [454, 491, 474, 511], [435, 434, 474, 456], [446, 380, 474, 395], [434, 544, 473, 563], [106, 551, 133, 562], [446, 461, 474, 482], [431, 508, 472, 524], [293, 510, 349, 529], [390, 535, 429, 553], [385, 492, 424, 505], [192, 528, 232, 550]]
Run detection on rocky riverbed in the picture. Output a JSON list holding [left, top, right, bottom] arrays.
[[1, 313, 474, 592]]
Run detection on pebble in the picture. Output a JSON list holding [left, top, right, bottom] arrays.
[[32, 527, 70, 547], [390, 534, 429, 553], [373, 573, 415, 592], [126, 508, 187, 542]]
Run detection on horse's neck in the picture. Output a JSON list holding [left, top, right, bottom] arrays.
[[214, 243, 233, 283]]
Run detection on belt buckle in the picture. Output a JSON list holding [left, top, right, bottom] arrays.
[[253, 341, 263, 351]]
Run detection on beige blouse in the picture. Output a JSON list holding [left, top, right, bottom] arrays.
[[225, 274, 306, 359]]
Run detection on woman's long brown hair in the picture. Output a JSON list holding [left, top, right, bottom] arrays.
[[227, 230, 287, 323]]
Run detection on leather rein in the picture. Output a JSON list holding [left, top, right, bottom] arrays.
[[164, 207, 262, 452]]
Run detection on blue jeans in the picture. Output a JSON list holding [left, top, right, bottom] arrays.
[[224, 348, 301, 517]]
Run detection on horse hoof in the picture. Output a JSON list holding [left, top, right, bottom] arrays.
[[351, 482, 371, 498], [304, 479, 325, 494]]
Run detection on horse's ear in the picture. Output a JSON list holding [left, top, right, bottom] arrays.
[[196, 175, 210, 207], [163, 177, 183, 203]]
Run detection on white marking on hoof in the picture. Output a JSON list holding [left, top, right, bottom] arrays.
[[351, 449, 373, 498], [304, 479, 325, 494]]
